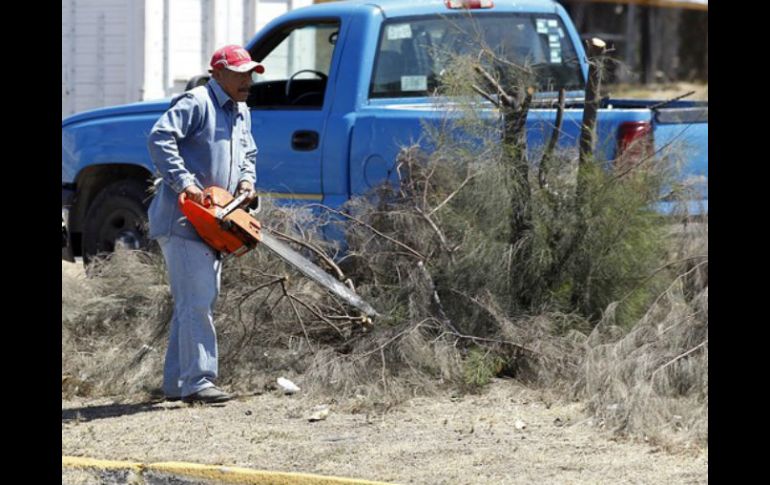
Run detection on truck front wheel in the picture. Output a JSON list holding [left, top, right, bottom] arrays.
[[82, 180, 151, 264]]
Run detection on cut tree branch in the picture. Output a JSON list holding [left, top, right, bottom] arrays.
[[539, 88, 566, 190]]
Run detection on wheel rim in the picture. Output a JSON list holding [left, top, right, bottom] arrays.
[[96, 207, 145, 253]]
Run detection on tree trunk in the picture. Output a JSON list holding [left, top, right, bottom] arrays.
[[579, 38, 608, 169]]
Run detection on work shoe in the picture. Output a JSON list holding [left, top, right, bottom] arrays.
[[148, 388, 181, 403], [182, 387, 232, 404]]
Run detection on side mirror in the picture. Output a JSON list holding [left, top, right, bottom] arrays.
[[185, 75, 211, 91]]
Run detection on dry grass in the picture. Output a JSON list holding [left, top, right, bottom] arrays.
[[575, 222, 707, 448], [62, 250, 172, 399]]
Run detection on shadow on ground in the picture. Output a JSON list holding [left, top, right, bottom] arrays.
[[62, 400, 190, 423]]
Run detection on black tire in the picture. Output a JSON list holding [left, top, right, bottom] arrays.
[[82, 180, 151, 264]]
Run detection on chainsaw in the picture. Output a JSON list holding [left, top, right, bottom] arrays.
[[178, 186, 378, 318]]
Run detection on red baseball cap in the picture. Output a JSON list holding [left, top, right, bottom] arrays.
[[209, 45, 265, 74]]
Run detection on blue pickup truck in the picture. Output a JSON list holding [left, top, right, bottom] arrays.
[[62, 0, 708, 262]]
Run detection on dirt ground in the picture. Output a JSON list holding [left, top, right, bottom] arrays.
[[62, 377, 707, 485]]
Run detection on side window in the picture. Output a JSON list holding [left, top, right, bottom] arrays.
[[248, 21, 340, 109]]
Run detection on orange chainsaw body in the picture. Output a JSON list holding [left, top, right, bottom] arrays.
[[178, 186, 262, 256]]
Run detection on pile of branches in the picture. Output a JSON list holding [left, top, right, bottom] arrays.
[[63, 39, 706, 452]]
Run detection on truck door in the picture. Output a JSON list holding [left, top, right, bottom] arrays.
[[246, 20, 341, 205]]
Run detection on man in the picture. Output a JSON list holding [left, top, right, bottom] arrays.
[[147, 45, 260, 404]]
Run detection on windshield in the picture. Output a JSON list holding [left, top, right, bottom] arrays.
[[370, 14, 584, 98]]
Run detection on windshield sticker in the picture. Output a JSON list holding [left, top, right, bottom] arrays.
[[549, 34, 560, 44], [536, 19, 548, 34], [387, 24, 412, 40], [547, 19, 558, 28], [401, 75, 427, 91], [550, 48, 562, 64], [558, 27, 565, 38]]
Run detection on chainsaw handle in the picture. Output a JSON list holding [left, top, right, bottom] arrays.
[[245, 194, 261, 214], [179, 190, 212, 208]]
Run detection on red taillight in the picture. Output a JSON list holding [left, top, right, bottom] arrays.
[[445, 0, 494, 9], [617, 121, 653, 161]]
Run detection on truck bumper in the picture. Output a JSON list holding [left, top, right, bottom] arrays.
[[62, 185, 75, 262]]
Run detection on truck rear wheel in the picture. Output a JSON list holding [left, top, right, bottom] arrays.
[[82, 180, 151, 264]]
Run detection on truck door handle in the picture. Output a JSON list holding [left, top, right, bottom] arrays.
[[291, 130, 319, 151]]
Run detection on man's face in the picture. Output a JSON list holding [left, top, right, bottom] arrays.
[[213, 68, 253, 103]]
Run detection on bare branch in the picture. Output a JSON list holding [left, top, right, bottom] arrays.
[[428, 171, 478, 216], [508, 86, 535, 139], [539, 88, 566, 190], [269, 228, 346, 282], [380, 347, 388, 391], [484, 51, 534, 74], [579, 38, 608, 167], [445, 288, 540, 355], [649, 90, 697, 110], [288, 295, 345, 337], [415, 208, 451, 253], [472, 84, 500, 107], [350, 321, 428, 363], [281, 279, 315, 351], [307, 204, 426, 260], [615, 255, 708, 306], [417, 261, 461, 334], [651, 340, 708, 382], [474, 65, 515, 107]]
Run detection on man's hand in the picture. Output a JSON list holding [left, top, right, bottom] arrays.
[[237, 181, 256, 204], [184, 185, 205, 205]]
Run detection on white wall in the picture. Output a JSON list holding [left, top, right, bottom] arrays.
[[212, 0, 245, 47], [254, 0, 289, 33], [143, 0, 166, 101], [62, 0, 316, 116], [62, 0, 135, 115], [168, 0, 205, 94]]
